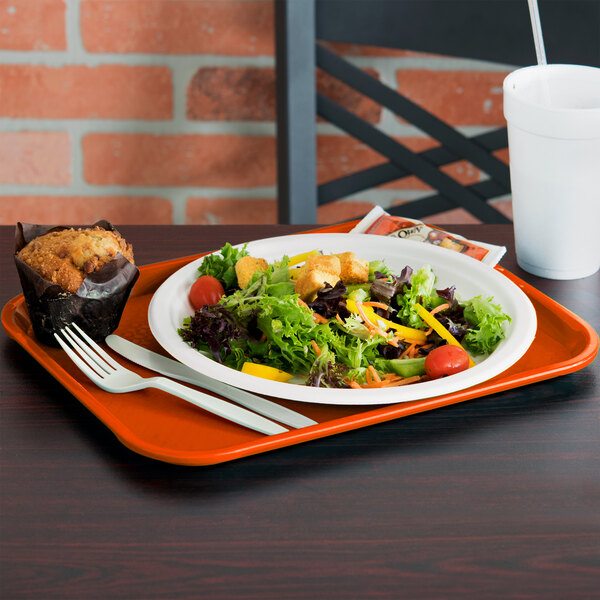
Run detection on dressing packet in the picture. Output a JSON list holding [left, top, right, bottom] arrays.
[[350, 206, 506, 267]]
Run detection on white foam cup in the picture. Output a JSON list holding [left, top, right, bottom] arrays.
[[503, 64, 600, 279]]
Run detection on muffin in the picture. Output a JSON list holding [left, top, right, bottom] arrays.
[[14, 221, 139, 345]]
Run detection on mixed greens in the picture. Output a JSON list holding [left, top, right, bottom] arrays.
[[178, 244, 511, 389], [196, 242, 249, 291]]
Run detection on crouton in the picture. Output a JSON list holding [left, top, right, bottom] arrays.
[[297, 254, 341, 278], [235, 255, 268, 289], [295, 269, 340, 302], [334, 252, 369, 284]]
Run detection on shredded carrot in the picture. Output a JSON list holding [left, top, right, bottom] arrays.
[[311, 340, 321, 356], [358, 382, 377, 389], [378, 378, 403, 388], [387, 336, 400, 348], [297, 296, 328, 323], [390, 375, 422, 387], [400, 342, 417, 359], [354, 301, 373, 328], [368, 365, 382, 383], [358, 374, 422, 388], [420, 304, 450, 336], [335, 313, 345, 326], [355, 301, 387, 338], [363, 301, 389, 310], [402, 337, 427, 346], [383, 374, 420, 387], [361, 369, 381, 388], [348, 367, 425, 390], [358, 381, 375, 389], [382, 373, 402, 382], [430, 302, 450, 316], [260, 333, 267, 342]]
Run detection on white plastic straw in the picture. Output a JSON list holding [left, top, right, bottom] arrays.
[[527, 0, 547, 65]]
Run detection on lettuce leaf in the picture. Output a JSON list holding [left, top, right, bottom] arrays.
[[305, 344, 350, 388], [461, 296, 511, 354], [395, 264, 437, 328], [368, 260, 394, 280], [178, 304, 251, 364], [245, 254, 292, 296], [327, 316, 387, 368], [255, 296, 319, 372], [198, 242, 249, 290]]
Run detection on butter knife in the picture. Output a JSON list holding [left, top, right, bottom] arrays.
[[105, 335, 317, 429]]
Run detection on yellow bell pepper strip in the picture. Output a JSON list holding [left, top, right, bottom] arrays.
[[288, 249, 322, 279], [288, 249, 321, 267], [414, 303, 475, 368], [241, 362, 294, 382], [346, 299, 427, 344]]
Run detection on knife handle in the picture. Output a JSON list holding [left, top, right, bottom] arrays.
[[150, 377, 288, 436]]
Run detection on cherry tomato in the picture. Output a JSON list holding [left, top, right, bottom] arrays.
[[424, 345, 470, 379], [189, 275, 225, 310]]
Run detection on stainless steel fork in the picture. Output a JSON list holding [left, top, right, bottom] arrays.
[[54, 323, 288, 436]]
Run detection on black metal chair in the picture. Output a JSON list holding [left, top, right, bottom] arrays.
[[275, 0, 600, 224]]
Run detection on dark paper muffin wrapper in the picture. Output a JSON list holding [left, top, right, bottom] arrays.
[[15, 220, 140, 346]]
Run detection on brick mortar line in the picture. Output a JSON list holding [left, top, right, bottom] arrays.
[[170, 191, 189, 225], [0, 118, 278, 135], [65, 0, 82, 59], [0, 184, 279, 196], [0, 118, 494, 139], [0, 52, 513, 71], [0, 187, 440, 202], [0, 188, 509, 203], [377, 62, 408, 132], [0, 51, 277, 67], [172, 60, 200, 123], [71, 127, 83, 188], [349, 55, 516, 71], [0, 186, 425, 201]]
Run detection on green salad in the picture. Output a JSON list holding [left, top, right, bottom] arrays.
[[178, 243, 511, 389]]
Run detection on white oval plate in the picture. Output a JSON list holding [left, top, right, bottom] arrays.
[[148, 233, 537, 405]]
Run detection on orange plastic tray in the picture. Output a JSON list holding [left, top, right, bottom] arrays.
[[3, 223, 598, 465]]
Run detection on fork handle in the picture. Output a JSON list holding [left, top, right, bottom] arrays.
[[149, 377, 288, 436]]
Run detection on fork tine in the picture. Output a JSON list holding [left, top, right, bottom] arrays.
[[62, 327, 113, 375], [71, 323, 122, 370], [54, 330, 107, 380]]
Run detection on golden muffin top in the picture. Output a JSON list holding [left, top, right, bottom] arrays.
[[17, 226, 134, 294]]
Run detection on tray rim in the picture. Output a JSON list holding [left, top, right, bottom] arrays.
[[3, 223, 599, 466]]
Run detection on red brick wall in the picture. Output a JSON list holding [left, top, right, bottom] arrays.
[[0, 0, 512, 226]]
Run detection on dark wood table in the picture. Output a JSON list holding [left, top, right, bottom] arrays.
[[1, 224, 598, 599]]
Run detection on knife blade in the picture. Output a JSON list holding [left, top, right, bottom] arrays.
[[105, 335, 317, 429]]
